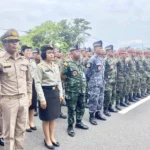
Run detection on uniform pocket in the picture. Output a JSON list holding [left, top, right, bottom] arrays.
[[20, 65, 27, 78]]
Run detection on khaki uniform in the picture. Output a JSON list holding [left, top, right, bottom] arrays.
[[0, 50, 4, 139], [34, 61, 63, 101], [0, 52, 32, 150], [0, 98, 2, 138]]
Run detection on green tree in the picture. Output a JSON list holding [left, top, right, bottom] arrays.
[[58, 18, 91, 47], [20, 21, 68, 52], [20, 18, 91, 53]]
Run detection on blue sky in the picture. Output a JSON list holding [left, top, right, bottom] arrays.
[[0, 0, 150, 49]]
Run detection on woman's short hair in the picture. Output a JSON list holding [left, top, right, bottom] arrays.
[[41, 44, 54, 60]]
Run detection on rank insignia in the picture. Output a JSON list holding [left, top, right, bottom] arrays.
[[86, 63, 91, 68], [12, 31, 17, 36]]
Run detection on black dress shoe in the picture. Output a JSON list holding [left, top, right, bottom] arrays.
[[75, 122, 89, 130], [60, 112, 67, 119], [120, 102, 128, 107], [30, 126, 37, 130], [67, 126, 75, 137], [52, 142, 60, 147], [108, 107, 118, 113], [0, 138, 4, 146], [26, 128, 32, 132], [89, 113, 97, 125], [44, 140, 55, 149], [95, 112, 107, 121]]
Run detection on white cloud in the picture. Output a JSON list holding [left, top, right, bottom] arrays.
[[0, 0, 150, 48]]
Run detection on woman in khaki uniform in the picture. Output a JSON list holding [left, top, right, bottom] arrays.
[[34, 44, 63, 149], [21, 45, 37, 132]]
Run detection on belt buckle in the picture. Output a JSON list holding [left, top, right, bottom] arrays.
[[52, 87, 56, 90]]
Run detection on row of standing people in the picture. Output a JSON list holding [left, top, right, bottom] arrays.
[[0, 29, 150, 150]]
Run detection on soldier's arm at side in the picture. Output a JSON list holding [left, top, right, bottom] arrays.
[[26, 62, 33, 100], [61, 63, 68, 81], [34, 65, 46, 102], [85, 60, 93, 81], [57, 66, 63, 98]]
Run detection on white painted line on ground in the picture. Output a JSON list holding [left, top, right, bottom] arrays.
[[118, 96, 150, 114]]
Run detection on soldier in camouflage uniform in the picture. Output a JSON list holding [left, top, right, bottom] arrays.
[[146, 52, 150, 94], [125, 49, 139, 103], [104, 45, 118, 117], [54, 48, 67, 119], [141, 51, 150, 96], [135, 51, 147, 98], [61, 45, 89, 137], [86, 41, 106, 126], [116, 49, 128, 109], [82, 47, 93, 108]]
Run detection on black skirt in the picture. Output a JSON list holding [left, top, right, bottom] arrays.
[[29, 80, 37, 110], [38, 86, 60, 121]]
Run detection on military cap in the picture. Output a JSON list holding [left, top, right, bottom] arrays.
[[118, 48, 127, 54], [127, 48, 135, 53], [144, 51, 149, 55], [1, 29, 19, 42], [85, 47, 92, 52], [136, 50, 143, 54], [32, 48, 40, 54], [21, 45, 32, 51], [105, 45, 113, 51], [41, 44, 54, 51], [69, 43, 80, 52], [93, 40, 103, 48]]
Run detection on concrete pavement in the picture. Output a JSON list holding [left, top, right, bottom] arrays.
[[1, 99, 150, 150]]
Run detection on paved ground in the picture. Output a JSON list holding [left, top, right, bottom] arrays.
[[1, 98, 150, 150]]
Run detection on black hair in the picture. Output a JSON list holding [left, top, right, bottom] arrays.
[[41, 48, 54, 60], [41, 50, 47, 60]]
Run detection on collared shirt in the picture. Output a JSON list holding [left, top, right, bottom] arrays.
[[0, 52, 32, 99], [34, 61, 63, 101], [29, 59, 37, 78]]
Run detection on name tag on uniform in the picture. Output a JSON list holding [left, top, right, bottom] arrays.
[[4, 66, 11, 68]]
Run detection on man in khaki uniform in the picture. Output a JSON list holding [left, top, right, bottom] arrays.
[[0, 50, 5, 146], [0, 29, 32, 150]]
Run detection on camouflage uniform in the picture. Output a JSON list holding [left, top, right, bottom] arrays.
[[116, 57, 126, 107], [136, 55, 147, 97], [142, 54, 150, 95], [61, 59, 86, 126], [54, 57, 67, 119], [104, 56, 117, 115], [86, 54, 105, 119]]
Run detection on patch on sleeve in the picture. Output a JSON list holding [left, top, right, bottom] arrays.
[[86, 63, 91, 68], [64, 62, 68, 67], [72, 71, 78, 76]]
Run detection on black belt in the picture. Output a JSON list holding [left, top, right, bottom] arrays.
[[42, 85, 58, 90]]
